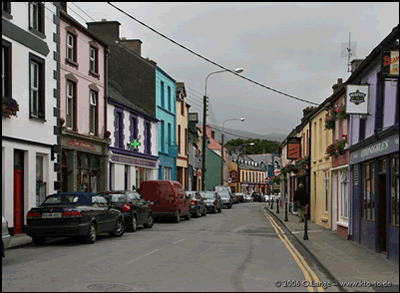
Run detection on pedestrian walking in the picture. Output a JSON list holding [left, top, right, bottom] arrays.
[[293, 183, 309, 222]]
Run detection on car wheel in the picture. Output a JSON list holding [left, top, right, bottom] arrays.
[[173, 211, 181, 223], [143, 215, 154, 228], [185, 211, 191, 221], [32, 236, 46, 246], [110, 218, 125, 237], [128, 216, 137, 232], [83, 222, 97, 244]]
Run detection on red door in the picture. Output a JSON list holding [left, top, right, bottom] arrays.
[[13, 169, 23, 234]]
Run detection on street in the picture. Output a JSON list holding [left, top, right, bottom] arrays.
[[3, 204, 339, 292]]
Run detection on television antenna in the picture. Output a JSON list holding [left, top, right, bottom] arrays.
[[341, 32, 357, 72]]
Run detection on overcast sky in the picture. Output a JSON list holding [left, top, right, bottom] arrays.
[[68, 2, 399, 136]]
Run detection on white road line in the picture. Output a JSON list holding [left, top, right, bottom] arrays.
[[125, 249, 159, 264], [231, 224, 251, 233], [173, 238, 186, 244]]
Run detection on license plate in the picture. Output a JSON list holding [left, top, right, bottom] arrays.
[[42, 213, 62, 219]]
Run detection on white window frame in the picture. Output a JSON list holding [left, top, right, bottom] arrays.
[[67, 33, 74, 61], [30, 2, 39, 30], [2, 47, 4, 98], [89, 91, 97, 135], [30, 61, 39, 117], [339, 170, 349, 221], [89, 47, 96, 72], [324, 170, 329, 213], [66, 81, 74, 129]]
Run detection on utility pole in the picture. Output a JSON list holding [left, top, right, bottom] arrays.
[[220, 133, 224, 185], [201, 95, 208, 191]]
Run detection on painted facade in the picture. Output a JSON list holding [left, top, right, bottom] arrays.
[[176, 82, 189, 189], [59, 6, 110, 193], [2, 2, 61, 234], [188, 112, 202, 191], [347, 25, 399, 265], [156, 66, 177, 180]]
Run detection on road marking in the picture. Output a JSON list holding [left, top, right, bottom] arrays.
[[231, 224, 251, 233], [126, 249, 159, 264], [292, 230, 323, 234], [173, 238, 185, 244], [264, 210, 324, 292]]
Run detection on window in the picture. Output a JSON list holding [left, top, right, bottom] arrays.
[[89, 47, 98, 73], [145, 122, 151, 154], [66, 81, 76, 130], [164, 167, 172, 180], [29, 2, 44, 34], [36, 155, 46, 206], [362, 161, 375, 221], [167, 86, 171, 111], [390, 156, 399, 226], [2, 40, 11, 98], [78, 153, 100, 193], [181, 98, 185, 115], [116, 111, 124, 148], [178, 125, 181, 154], [324, 170, 329, 212], [160, 120, 165, 152], [67, 33, 76, 61], [29, 54, 45, 119], [130, 116, 138, 152], [2, 2, 11, 14], [340, 170, 349, 220], [168, 123, 171, 146], [161, 81, 164, 108], [185, 128, 188, 155], [319, 119, 322, 158], [89, 90, 98, 135]]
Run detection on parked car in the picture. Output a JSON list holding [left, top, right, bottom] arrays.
[[251, 191, 264, 203], [2, 216, 11, 258], [138, 180, 190, 223], [25, 192, 125, 245], [244, 194, 253, 202], [219, 191, 233, 209], [202, 191, 222, 213], [215, 185, 233, 199], [235, 193, 245, 203], [98, 190, 154, 232], [186, 191, 207, 217]]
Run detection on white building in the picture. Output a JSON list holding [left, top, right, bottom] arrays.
[[107, 81, 159, 191], [2, 2, 61, 234]]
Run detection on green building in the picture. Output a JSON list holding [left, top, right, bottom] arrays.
[[204, 147, 222, 191]]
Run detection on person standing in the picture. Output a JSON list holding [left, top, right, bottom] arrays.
[[293, 183, 309, 222]]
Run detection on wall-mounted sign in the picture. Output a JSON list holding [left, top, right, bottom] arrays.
[[274, 170, 281, 176], [345, 84, 370, 115], [111, 154, 156, 168], [287, 137, 301, 160], [382, 51, 399, 76], [67, 139, 96, 150]]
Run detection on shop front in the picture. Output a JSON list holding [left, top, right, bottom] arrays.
[[350, 132, 399, 265]]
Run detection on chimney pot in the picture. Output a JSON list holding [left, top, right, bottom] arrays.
[[102, 19, 107, 22]]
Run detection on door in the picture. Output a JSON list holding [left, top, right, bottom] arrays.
[[13, 169, 23, 234], [378, 174, 387, 253]]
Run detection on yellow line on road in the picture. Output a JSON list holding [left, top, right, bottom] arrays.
[[265, 210, 324, 292]]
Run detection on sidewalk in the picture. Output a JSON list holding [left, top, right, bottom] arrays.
[[7, 233, 34, 249], [265, 204, 399, 292]]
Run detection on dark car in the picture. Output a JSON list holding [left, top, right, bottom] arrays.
[[98, 190, 154, 232], [186, 191, 207, 218], [201, 191, 222, 214], [219, 191, 233, 209], [25, 192, 125, 245], [236, 193, 245, 203], [251, 191, 264, 203]]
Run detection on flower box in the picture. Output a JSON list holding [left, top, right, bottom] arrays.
[[2, 96, 19, 119]]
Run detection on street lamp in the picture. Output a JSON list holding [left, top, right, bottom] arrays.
[[221, 117, 245, 185], [201, 67, 244, 191]]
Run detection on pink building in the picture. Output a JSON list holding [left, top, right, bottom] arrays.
[[59, 4, 110, 192]]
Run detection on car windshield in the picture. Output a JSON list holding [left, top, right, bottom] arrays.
[[99, 193, 125, 203], [202, 192, 215, 199], [42, 194, 84, 205], [219, 191, 230, 198]]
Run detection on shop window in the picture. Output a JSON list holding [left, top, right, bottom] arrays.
[[36, 155, 46, 206], [390, 156, 399, 227], [78, 153, 99, 193], [362, 162, 375, 221], [324, 171, 329, 212]]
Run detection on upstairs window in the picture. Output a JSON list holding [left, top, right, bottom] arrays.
[[181, 98, 185, 115], [29, 54, 45, 119], [66, 81, 76, 130], [2, 2, 11, 14], [29, 2, 45, 35], [2, 40, 12, 98], [178, 125, 181, 154], [89, 91, 98, 135], [168, 123, 171, 146], [67, 33, 75, 61], [89, 46, 98, 73], [167, 86, 171, 111], [161, 81, 165, 108], [145, 122, 151, 154]]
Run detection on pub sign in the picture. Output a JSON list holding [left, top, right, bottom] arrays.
[[287, 137, 301, 160], [345, 84, 370, 115]]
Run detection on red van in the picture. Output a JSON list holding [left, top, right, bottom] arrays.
[[138, 180, 190, 223]]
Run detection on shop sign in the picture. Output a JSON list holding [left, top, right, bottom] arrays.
[[67, 138, 96, 150], [350, 133, 399, 165], [382, 51, 399, 76], [111, 154, 156, 168], [274, 170, 281, 176], [287, 137, 301, 160], [345, 84, 370, 115]]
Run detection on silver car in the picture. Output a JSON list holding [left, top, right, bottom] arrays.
[[2, 216, 11, 258]]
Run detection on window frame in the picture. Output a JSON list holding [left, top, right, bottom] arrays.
[[66, 80, 77, 130], [29, 2, 45, 37], [89, 46, 99, 75], [2, 39, 12, 98], [324, 170, 329, 213], [89, 90, 98, 136], [29, 53, 45, 120], [339, 170, 349, 220], [167, 86, 171, 111], [161, 81, 164, 108], [178, 124, 181, 154], [362, 161, 375, 221], [66, 32, 76, 62], [2, 2, 12, 19]]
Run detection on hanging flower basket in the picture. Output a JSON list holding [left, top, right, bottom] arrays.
[[326, 136, 347, 157], [285, 163, 295, 173], [2, 96, 19, 119], [335, 103, 349, 120], [324, 109, 336, 130], [105, 130, 112, 139]]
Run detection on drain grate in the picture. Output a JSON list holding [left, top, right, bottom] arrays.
[[86, 283, 146, 292]]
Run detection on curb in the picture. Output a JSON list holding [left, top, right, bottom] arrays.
[[263, 207, 347, 293]]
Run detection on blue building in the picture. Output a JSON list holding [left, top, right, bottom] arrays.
[[156, 66, 177, 180]]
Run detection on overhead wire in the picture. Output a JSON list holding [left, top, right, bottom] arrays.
[[106, 2, 320, 106]]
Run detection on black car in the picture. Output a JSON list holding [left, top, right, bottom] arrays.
[[219, 191, 233, 209], [25, 192, 125, 245], [251, 191, 264, 203], [99, 190, 154, 232], [186, 191, 207, 218], [201, 191, 222, 213]]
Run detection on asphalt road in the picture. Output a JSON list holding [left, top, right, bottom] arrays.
[[2, 203, 340, 292]]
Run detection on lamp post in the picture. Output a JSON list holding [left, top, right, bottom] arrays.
[[221, 117, 245, 185], [201, 68, 243, 191]]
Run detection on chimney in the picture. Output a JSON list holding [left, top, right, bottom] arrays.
[[351, 59, 364, 73], [60, 2, 67, 12], [301, 106, 316, 122], [87, 20, 122, 45], [120, 39, 142, 56], [145, 57, 157, 66], [332, 78, 343, 93]]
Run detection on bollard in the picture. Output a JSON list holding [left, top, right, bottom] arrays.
[[276, 199, 279, 214], [303, 204, 309, 240], [284, 202, 288, 221]]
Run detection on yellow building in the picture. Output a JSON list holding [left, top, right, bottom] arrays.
[[310, 100, 332, 229], [227, 158, 239, 193], [176, 82, 189, 189]]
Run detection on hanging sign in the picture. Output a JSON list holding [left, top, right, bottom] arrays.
[[345, 84, 370, 115], [382, 51, 399, 76], [287, 137, 301, 160]]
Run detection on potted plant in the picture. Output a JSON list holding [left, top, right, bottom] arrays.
[[105, 130, 111, 139], [326, 136, 347, 157], [2, 96, 19, 119]]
